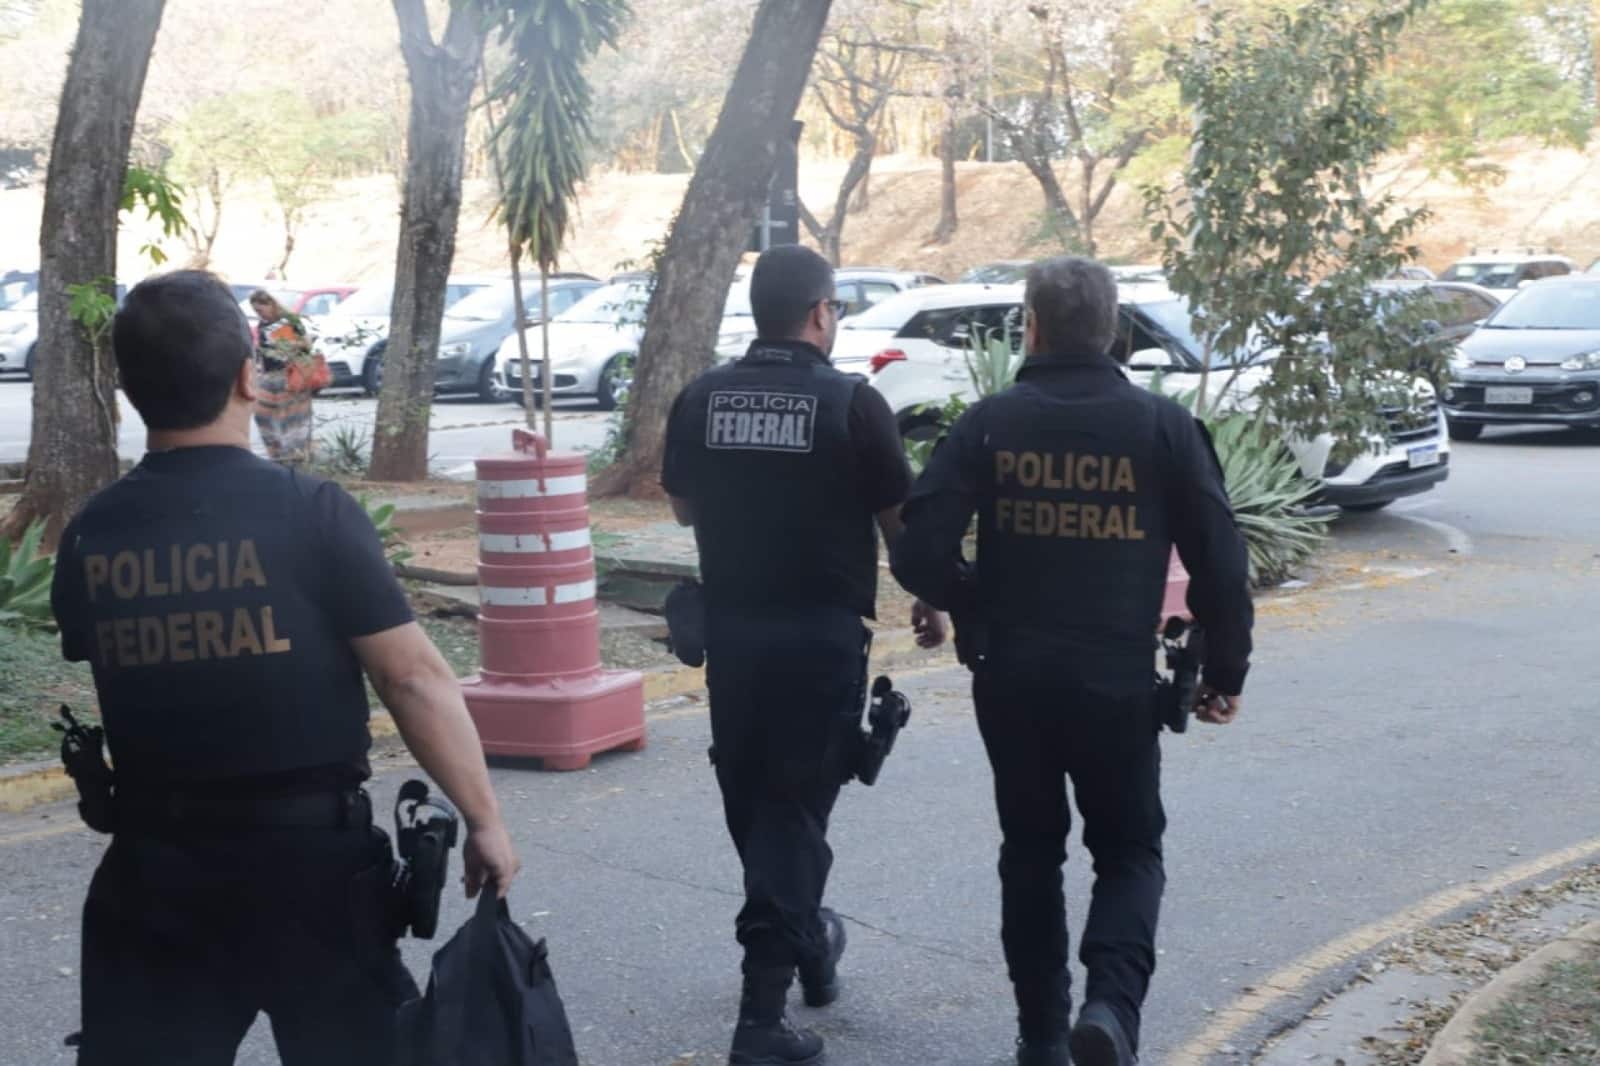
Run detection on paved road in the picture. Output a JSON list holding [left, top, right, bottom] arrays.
[[0, 377, 613, 476], [1, 426, 1597, 1065]]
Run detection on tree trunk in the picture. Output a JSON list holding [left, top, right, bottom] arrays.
[[1020, 154, 1081, 251], [932, 107, 959, 242], [368, 0, 485, 482], [594, 0, 834, 498], [2, 0, 166, 543]]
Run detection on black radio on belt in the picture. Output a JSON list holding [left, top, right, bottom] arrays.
[[1154, 618, 1206, 734], [392, 780, 459, 939], [852, 676, 912, 786]]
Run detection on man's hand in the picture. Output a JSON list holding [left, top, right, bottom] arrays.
[[1195, 684, 1242, 725], [911, 600, 947, 648], [463, 820, 520, 900]]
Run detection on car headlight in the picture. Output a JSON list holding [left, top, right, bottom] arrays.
[[1559, 350, 1600, 371], [438, 341, 473, 360], [1447, 347, 1472, 371]]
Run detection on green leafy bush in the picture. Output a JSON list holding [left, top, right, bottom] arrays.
[[0, 521, 54, 628], [357, 496, 414, 568]]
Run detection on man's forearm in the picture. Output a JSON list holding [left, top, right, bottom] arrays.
[[380, 675, 502, 831]]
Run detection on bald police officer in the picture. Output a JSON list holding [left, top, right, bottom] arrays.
[[49, 271, 520, 1066], [663, 245, 944, 1065], [891, 257, 1253, 1066]]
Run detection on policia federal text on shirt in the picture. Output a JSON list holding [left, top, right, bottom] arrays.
[[47, 271, 520, 1066], [662, 245, 945, 1066], [891, 256, 1254, 1066]]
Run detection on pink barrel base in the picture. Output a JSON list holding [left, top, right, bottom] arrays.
[[1161, 550, 1192, 622], [461, 670, 645, 768]]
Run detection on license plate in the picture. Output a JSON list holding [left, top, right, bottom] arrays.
[[1407, 444, 1440, 469], [1485, 386, 1533, 405]]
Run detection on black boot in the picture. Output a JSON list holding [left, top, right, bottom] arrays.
[[798, 909, 847, 1008], [1014, 972, 1072, 1066], [1068, 1002, 1135, 1066], [728, 967, 825, 1066]]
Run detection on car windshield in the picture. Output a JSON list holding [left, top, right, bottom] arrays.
[[1132, 298, 1262, 367], [557, 281, 653, 326], [445, 283, 514, 322], [1443, 262, 1523, 288], [841, 291, 920, 330], [1482, 283, 1600, 329], [334, 283, 394, 317], [0, 278, 33, 310]]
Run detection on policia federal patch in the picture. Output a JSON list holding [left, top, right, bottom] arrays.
[[705, 390, 818, 453]]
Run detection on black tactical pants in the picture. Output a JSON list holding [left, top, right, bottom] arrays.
[[76, 822, 417, 1066], [973, 668, 1167, 1050], [705, 604, 867, 973]]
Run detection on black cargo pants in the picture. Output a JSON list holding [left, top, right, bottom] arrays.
[[705, 604, 867, 973], [973, 667, 1167, 1051], [76, 819, 417, 1066]]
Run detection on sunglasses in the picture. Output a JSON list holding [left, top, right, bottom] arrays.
[[819, 298, 847, 317]]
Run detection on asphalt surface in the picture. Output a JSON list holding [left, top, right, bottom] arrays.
[[0, 377, 613, 475], [1, 425, 1598, 1065]]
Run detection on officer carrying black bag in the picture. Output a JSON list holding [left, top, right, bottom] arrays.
[[47, 271, 520, 1066], [661, 245, 945, 1065], [892, 256, 1254, 1066]]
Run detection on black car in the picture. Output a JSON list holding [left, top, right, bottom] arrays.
[[1443, 276, 1600, 439]]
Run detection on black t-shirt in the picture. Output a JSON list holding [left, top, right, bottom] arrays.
[[50, 446, 414, 790]]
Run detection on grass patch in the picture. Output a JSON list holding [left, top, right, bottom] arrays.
[[1470, 948, 1600, 1064], [0, 624, 98, 764], [418, 614, 482, 678]]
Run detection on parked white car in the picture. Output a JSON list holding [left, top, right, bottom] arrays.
[[492, 273, 755, 410], [839, 283, 1451, 512], [310, 275, 500, 393]]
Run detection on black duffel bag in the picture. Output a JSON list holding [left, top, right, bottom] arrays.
[[398, 889, 579, 1066]]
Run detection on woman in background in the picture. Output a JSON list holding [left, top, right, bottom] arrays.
[[249, 289, 313, 465]]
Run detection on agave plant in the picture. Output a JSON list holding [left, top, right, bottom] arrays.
[[0, 520, 54, 628], [1201, 412, 1330, 585]]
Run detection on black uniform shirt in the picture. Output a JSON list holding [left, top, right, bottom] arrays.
[[50, 446, 414, 789], [662, 339, 911, 618], [891, 354, 1254, 694]]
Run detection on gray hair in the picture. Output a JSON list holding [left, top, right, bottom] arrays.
[[1023, 256, 1119, 359]]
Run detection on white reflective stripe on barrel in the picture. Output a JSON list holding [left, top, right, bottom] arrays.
[[479, 579, 597, 608], [478, 529, 593, 554], [477, 474, 588, 499]]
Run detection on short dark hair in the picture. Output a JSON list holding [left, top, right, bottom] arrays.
[[1024, 256, 1120, 358], [750, 244, 835, 339], [113, 271, 253, 431]]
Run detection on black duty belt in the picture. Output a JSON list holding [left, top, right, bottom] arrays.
[[114, 787, 371, 831]]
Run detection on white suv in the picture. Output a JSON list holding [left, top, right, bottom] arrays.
[[836, 283, 1450, 512]]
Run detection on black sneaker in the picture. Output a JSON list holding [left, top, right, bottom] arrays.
[[729, 1015, 825, 1065], [798, 908, 847, 1008], [1016, 1035, 1072, 1065], [1068, 1002, 1135, 1066]]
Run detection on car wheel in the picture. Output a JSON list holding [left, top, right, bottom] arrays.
[[1446, 418, 1483, 442], [475, 357, 498, 403], [362, 346, 385, 396], [24, 343, 36, 380], [898, 409, 943, 444], [1340, 500, 1393, 513], [596, 357, 628, 412]]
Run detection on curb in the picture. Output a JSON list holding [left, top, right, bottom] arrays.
[[0, 628, 941, 814], [1419, 919, 1600, 1066]]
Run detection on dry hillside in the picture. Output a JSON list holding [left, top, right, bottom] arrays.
[[3, 141, 1599, 286]]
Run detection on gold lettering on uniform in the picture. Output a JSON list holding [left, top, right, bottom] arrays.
[[113, 618, 138, 666], [137, 617, 165, 664], [186, 544, 215, 592], [1126, 506, 1147, 540], [1017, 452, 1041, 488], [996, 498, 1013, 530], [995, 451, 1016, 485], [140, 549, 170, 597], [232, 539, 267, 589], [1058, 501, 1079, 538], [168, 612, 196, 663], [110, 552, 139, 600], [1014, 499, 1034, 535], [1111, 458, 1137, 493], [1080, 503, 1103, 540], [1041, 454, 1063, 490], [1102, 506, 1126, 540], [169, 544, 185, 595], [260, 607, 292, 654], [229, 607, 264, 657], [195, 610, 227, 660], [1035, 498, 1057, 536], [1076, 455, 1100, 493], [95, 621, 116, 666], [217, 541, 231, 590], [84, 555, 109, 603]]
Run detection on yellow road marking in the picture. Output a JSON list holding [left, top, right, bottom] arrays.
[[1167, 834, 1600, 1065]]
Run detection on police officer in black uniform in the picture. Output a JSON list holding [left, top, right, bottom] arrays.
[[49, 271, 521, 1066], [891, 257, 1254, 1066], [663, 245, 944, 1065]]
